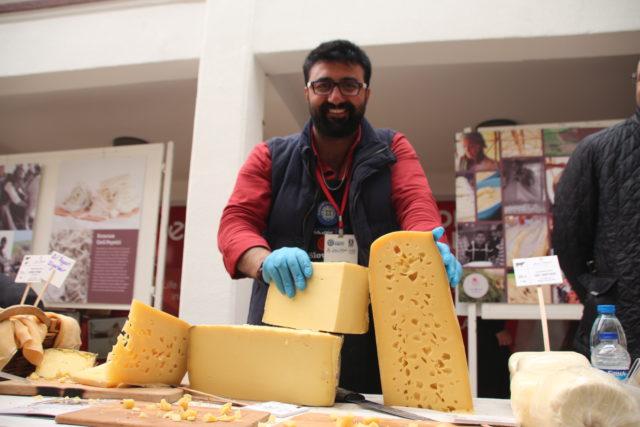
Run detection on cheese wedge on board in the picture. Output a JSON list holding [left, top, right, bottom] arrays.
[[106, 300, 191, 386], [33, 348, 96, 380], [262, 262, 369, 334], [368, 231, 473, 412], [188, 324, 342, 406], [71, 362, 118, 388]]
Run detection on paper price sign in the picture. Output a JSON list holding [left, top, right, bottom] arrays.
[[15, 255, 51, 284], [43, 251, 76, 288], [512, 255, 563, 287]]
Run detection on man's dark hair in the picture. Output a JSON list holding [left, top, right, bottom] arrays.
[[303, 40, 372, 85]]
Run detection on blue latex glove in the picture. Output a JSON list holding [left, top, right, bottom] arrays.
[[261, 247, 313, 298], [432, 227, 462, 287]]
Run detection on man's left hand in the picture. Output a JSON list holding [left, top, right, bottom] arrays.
[[432, 226, 462, 287]]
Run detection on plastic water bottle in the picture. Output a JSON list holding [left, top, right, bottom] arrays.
[[590, 304, 631, 380]]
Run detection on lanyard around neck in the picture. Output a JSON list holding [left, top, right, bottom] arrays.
[[315, 161, 352, 237]]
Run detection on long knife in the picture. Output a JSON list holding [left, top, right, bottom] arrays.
[[335, 388, 435, 421]]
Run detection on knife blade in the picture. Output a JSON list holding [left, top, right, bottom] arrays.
[[335, 387, 435, 421]]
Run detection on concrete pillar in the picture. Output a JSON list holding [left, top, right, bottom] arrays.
[[180, 0, 264, 325]]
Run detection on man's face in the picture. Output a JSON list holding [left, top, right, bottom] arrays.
[[305, 61, 369, 138], [474, 232, 487, 246]]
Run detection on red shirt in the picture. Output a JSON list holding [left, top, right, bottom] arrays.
[[218, 131, 443, 278]]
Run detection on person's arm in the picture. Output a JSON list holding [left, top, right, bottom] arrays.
[[389, 133, 443, 234], [390, 133, 462, 286], [218, 143, 273, 279], [551, 140, 598, 303]]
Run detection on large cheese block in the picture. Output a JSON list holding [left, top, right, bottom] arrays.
[[107, 300, 191, 386], [33, 348, 96, 380], [188, 324, 343, 406], [368, 231, 473, 412], [262, 262, 369, 334]]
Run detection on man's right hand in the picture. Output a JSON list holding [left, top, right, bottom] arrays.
[[261, 247, 313, 298]]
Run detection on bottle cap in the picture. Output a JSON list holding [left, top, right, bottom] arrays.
[[597, 304, 615, 314], [599, 332, 618, 340]]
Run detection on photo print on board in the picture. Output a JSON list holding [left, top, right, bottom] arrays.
[[502, 159, 545, 214], [455, 174, 476, 223], [459, 268, 506, 303], [499, 129, 543, 158], [505, 215, 550, 267], [457, 222, 505, 267], [475, 171, 502, 221], [455, 131, 500, 173]]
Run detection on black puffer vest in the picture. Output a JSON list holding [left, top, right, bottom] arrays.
[[247, 118, 399, 392]]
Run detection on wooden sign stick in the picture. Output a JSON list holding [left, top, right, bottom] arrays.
[[33, 270, 55, 308], [537, 285, 550, 351], [19, 283, 32, 305]]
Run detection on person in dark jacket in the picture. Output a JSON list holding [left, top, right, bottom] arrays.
[[218, 40, 462, 393], [552, 59, 640, 361]]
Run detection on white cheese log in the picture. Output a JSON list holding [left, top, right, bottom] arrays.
[[509, 352, 640, 427]]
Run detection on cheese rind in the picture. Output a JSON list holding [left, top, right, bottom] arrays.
[[262, 262, 370, 334], [188, 324, 343, 406], [107, 300, 191, 386], [34, 348, 96, 380], [368, 231, 473, 412]]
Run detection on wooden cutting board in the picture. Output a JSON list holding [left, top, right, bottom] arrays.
[[0, 379, 183, 402], [278, 413, 455, 427], [55, 403, 270, 427]]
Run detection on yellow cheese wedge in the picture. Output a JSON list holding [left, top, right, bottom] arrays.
[[107, 300, 191, 386], [368, 231, 473, 412], [262, 262, 369, 334], [71, 362, 118, 388], [188, 324, 343, 406], [34, 348, 96, 380]]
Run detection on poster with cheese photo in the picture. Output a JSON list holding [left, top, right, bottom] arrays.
[[0, 163, 42, 280], [504, 215, 550, 268], [499, 129, 543, 158], [45, 157, 146, 307]]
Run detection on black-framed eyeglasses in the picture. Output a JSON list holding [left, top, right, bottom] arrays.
[[306, 79, 368, 96]]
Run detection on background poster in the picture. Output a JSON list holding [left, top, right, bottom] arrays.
[[454, 125, 605, 304], [45, 157, 146, 306], [0, 163, 42, 280]]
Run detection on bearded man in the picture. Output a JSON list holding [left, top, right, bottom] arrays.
[[218, 40, 461, 393]]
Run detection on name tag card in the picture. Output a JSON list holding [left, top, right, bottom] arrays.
[[43, 251, 76, 288], [324, 234, 358, 264], [512, 255, 563, 287], [15, 255, 51, 284]]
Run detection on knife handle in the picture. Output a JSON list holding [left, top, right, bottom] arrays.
[[335, 387, 365, 403]]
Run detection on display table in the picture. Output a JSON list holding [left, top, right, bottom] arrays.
[[0, 394, 516, 426]]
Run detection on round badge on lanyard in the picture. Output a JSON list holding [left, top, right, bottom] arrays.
[[317, 200, 338, 226]]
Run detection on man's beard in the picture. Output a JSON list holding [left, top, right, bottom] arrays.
[[309, 101, 366, 138]]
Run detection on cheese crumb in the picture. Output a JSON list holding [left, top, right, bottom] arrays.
[[139, 412, 148, 418], [219, 402, 233, 415], [122, 399, 135, 409], [181, 409, 198, 420], [203, 413, 218, 423], [284, 421, 296, 427], [159, 398, 173, 411], [33, 395, 44, 400]]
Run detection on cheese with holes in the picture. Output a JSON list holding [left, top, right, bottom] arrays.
[[107, 300, 191, 386], [262, 262, 369, 334], [368, 231, 473, 412], [71, 362, 118, 387], [34, 348, 96, 380], [188, 324, 342, 406]]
